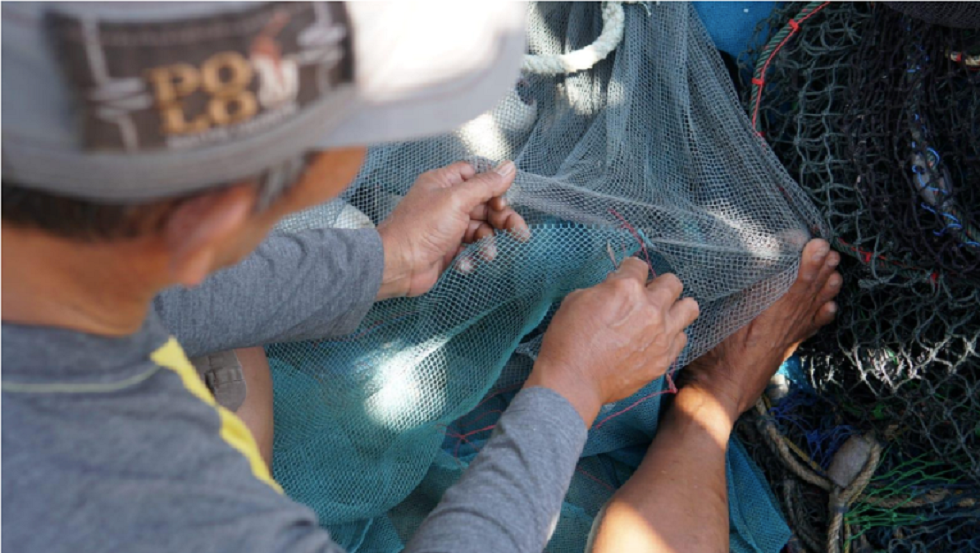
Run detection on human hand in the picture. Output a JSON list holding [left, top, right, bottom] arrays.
[[375, 161, 530, 299], [525, 258, 700, 426]]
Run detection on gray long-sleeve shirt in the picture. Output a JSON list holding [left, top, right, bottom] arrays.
[[2, 228, 588, 553]]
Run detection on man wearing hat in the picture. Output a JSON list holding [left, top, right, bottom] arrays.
[[2, 3, 839, 552]]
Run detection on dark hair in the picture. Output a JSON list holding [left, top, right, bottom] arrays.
[[1, 182, 189, 242], [1, 155, 309, 242]]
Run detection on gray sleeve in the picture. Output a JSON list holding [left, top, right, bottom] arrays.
[[154, 228, 384, 358], [407, 387, 588, 553]]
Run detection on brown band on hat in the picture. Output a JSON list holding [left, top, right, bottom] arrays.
[[46, 2, 353, 153]]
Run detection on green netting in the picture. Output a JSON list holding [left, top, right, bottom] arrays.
[[265, 3, 834, 551], [737, 2, 980, 551]]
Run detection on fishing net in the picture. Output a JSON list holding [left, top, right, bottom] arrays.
[[884, 2, 980, 30], [266, 2, 827, 551], [737, 2, 980, 551], [737, 384, 980, 553]]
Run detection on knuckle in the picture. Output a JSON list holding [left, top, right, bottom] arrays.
[[469, 171, 492, 185], [449, 194, 470, 212], [622, 257, 646, 271], [612, 277, 643, 296], [662, 273, 682, 289]]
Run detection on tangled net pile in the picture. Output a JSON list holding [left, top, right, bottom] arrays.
[[266, 3, 827, 552], [738, 2, 980, 551]]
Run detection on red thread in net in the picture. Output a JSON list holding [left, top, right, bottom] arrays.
[[608, 208, 656, 277], [593, 361, 680, 430], [575, 466, 616, 493], [751, 2, 832, 130]]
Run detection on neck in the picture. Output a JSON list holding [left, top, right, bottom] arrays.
[[2, 225, 163, 336]]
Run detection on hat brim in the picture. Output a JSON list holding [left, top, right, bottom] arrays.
[[0, 2, 526, 202], [317, 1, 527, 149]]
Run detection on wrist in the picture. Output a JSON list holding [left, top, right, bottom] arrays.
[[665, 386, 739, 445], [376, 226, 410, 300], [525, 361, 603, 427]]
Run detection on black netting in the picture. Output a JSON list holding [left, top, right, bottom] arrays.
[[884, 2, 980, 30], [738, 2, 980, 551]]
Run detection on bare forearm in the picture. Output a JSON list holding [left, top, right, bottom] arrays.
[[589, 388, 737, 553]]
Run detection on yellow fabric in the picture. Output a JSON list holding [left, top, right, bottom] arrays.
[[150, 338, 282, 493]]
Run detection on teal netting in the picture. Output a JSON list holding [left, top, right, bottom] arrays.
[[268, 3, 827, 551]]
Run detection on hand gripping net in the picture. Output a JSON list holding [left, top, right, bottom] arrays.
[[268, 3, 824, 551]]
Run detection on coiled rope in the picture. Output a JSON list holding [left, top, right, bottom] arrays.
[[751, 396, 970, 553], [522, 2, 629, 75]]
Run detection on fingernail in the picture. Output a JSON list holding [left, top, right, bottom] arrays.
[[828, 254, 840, 268], [494, 160, 516, 177], [515, 225, 531, 241], [827, 302, 838, 314]]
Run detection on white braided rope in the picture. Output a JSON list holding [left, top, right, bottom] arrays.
[[522, 2, 628, 75]]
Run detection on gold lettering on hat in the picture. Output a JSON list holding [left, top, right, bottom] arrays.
[[209, 94, 258, 126], [146, 51, 259, 136], [160, 105, 210, 135], [201, 52, 253, 97], [146, 63, 200, 106]]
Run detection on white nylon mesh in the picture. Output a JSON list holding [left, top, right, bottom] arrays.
[[269, 3, 815, 551]]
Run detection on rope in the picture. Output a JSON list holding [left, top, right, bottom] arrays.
[[752, 395, 970, 550], [522, 2, 628, 75], [781, 479, 825, 552], [749, 1, 831, 134], [827, 437, 882, 553], [860, 488, 950, 509], [755, 399, 834, 491]]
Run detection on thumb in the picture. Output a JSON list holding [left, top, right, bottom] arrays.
[[454, 160, 517, 209]]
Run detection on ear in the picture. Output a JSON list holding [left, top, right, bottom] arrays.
[[163, 184, 256, 287]]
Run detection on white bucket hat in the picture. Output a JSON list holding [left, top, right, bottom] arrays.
[[1, 2, 526, 201]]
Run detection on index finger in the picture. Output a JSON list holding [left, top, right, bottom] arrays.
[[645, 273, 683, 306], [606, 257, 650, 284], [667, 297, 700, 333], [454, 161, 517, 211], [487, 205, 530, 242], [433, 161, 478, 187]]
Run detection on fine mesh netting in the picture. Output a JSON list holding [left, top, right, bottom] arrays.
[[884, 2, 980, 30], [267, 3, 827, 551], [737, 2, 980, 551]]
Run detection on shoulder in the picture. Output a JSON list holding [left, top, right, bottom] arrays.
[[3, 364, 334, 553]]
